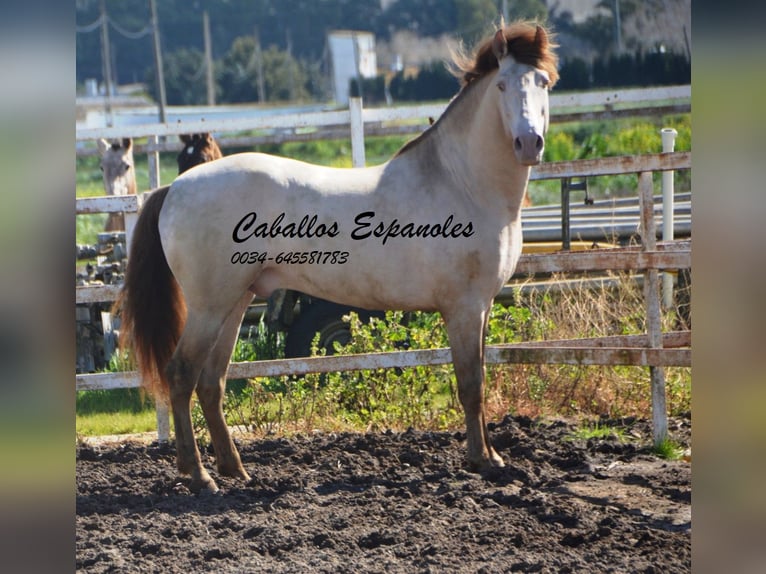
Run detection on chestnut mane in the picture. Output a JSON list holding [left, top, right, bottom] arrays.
[[452, 21, 559, 87]]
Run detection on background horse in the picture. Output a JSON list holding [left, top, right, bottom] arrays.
[[119, 22, 558, 494], [98, 138, 136, 231], [177, 133, 223, 174]]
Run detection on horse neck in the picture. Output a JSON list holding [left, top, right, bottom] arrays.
[[410, 73, 530, 216], [126, 155, 137, 194]]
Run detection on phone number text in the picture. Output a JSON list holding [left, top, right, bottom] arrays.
[[230, 251, 349, 265]]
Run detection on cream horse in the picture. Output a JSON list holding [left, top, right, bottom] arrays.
[[98, 137, 136, 231], [119, 22, 559, 494]]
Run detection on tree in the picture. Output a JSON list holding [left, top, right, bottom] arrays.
[[145, 48, 208, 105], [260, 45, 310, 102], [502, 0, 548, 23], [455, 0, 498, 40], [218, 36, 310, 103]]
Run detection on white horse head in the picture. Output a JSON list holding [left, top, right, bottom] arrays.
[[490, 25, 555, 165], [451, 23, 557, 167]]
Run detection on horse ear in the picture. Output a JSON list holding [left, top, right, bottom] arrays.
[[180, 134, 192, 144], [491, 29, 507, 61], [122, 138, 132, 151], [202, 133, 212, 142], [98, 138, 109, 154], [534, 25, 549, 50]]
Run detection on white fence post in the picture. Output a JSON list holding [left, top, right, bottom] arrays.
[[147, 134, 161, 188], [349, 97, 365, 168], [661, 128, 678, 310], [639, 171, 668, 446]]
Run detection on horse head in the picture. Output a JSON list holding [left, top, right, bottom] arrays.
[[98, 137, 135, 196], [490, 25, 555, 166], [177, 133, 223, 174]]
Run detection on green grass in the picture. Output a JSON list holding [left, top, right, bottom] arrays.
[[653, 437, 685, 460], [76, 388, 156, 436], [76, 410, 159, 437], [569, 422, 628, 442]]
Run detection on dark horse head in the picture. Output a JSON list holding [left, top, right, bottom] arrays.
[[177, 133, 223, 174]]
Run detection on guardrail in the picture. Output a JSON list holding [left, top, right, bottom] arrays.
[[76, 88, 691, 445]]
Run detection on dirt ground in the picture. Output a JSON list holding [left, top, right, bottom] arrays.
[[76, 414, 691, 573]]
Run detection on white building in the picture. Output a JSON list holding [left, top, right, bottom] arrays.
[[327, 30, 377, 105]]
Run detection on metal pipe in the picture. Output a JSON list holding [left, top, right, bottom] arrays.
[[349, 97, 365, 167], [661, 128, 678, 309]]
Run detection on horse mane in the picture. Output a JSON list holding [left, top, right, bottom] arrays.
[[394, 22, 558, 158], [452, 21, 559, 87]]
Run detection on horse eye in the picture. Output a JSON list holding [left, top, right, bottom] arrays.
[[497, 81, 506, 92]]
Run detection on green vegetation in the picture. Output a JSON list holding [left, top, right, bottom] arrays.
[[77, 273, 691, 451], [653, 437, 685, 460], [532, 113, 691, 204], [76, 388, 155, 436], [569, 421, 628, 442]]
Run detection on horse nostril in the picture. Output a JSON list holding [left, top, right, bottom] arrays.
[[536, 135, 544, 151], [514, 137, 522, 151]]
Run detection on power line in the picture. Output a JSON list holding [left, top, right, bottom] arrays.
[[108, 17, 152, 40], [76, 14, 104, 34], [76, 13, 152, 40]]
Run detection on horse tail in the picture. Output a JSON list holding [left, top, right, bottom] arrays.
[[115, 185, 185, 402]]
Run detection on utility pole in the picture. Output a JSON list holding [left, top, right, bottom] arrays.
[[203, 10, 215, 106], [501, 0, 509, 24], [253, 29, 266, 103], [614, 0, 622, 54], [99, 0, 114, 125], [149, 0, 167, 123], [286, 27, 295, 101]]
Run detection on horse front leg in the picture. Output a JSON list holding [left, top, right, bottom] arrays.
[[444, 305, 504, 470]]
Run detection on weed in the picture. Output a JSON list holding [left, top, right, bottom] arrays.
[[570, 422, 627, 442], [653, 437, 684, 460]]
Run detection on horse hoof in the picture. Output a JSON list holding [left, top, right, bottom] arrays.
[[467, 452, 506, 472], [188, 476, 220, 495], [217, 463, 251, 482], [490, 451, 506, 468]]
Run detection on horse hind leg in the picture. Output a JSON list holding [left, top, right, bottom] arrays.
[[195, 293, 253, 482], [165, 309, 231, 494], [443, 304, 504, 471]]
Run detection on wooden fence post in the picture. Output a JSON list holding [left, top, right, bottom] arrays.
[[639, 171, 668, 446]]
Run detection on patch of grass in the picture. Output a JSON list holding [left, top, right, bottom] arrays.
[[653, 437, 684, 460], [76, 409, 158, 436], [570, 422, 628, 442], [77, 388, 152, 414]]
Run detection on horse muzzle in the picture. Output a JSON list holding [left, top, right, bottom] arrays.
[[513, 133, 544, 166]]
